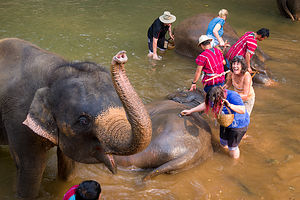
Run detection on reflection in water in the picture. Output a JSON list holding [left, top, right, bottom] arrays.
[[0, 0, 300, 199]]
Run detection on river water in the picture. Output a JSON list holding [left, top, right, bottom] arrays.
[[0, 0, 299, 199]]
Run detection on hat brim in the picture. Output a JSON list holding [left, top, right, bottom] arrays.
[[198, 38, 213, 46], [159, 15, 176, 24]]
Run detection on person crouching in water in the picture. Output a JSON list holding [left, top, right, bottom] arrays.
[[63, 180, 101, 200], [181, 86, 250, 159], [224, 55, 255, 115]]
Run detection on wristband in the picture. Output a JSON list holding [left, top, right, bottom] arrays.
[[192, 82, 196, 84]]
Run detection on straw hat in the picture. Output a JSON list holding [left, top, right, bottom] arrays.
[[198, 35, 212, 46], [159, 11, 176, 24]]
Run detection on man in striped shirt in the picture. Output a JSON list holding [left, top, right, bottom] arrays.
[[190, 35, 226, 93], [225, 28, 269, 73]]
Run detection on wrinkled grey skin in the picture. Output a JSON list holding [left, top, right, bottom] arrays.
[[167, 88, 205, 108], [174, 13, 273, 85], [0, 38, 152, 199], [277, 0, 300, 21], [114, 99, 213, 180]]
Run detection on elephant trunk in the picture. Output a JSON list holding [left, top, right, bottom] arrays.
[[95, 51, 152, 156]]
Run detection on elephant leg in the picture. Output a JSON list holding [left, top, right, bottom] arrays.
[[142, 154, 193, 181], [282, 0, 296, 20], [57, 146, 75, 180], [9, 144, 47, 199]]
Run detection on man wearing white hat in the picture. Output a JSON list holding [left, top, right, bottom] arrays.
[[190, 35, 226, 93], [147, 11, 176, 60]]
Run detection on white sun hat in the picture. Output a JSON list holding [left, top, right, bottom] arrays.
[[159, 11, 176, 24], [198, 35, 213, 46]]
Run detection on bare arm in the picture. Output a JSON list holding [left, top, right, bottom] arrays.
[[245, 51, 253, 73], [213, 24, 225, 46], [189, 65, 203, 91], [223, 72, 233, 89], [152, 37, 160, 60], [181, 102, 206, 115], [224, 100, 245, 114], [168, 24, 174, 40], [239, 73, 252, 101]]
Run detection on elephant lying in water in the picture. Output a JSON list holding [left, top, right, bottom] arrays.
[[0, 38, 213, 198], [174, 13, 274, 86]]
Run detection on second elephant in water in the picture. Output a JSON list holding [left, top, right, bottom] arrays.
[[174, 13, 273, 86], [114, 99, 213, 180]]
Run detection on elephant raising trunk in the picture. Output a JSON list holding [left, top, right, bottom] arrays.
[[95, 51, 152, 156]]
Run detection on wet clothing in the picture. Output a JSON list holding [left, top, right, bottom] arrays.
[[63, 185, 78, 200], [225, 32, 257, 61], [231, 72, 255, 115], [220, 126, 248, 150], [219, 90, 250, 150], [222, 90, 250, 128], [147, 18, 169, 53], [195, 47, 225, 87], [206, 17, 225, 47]]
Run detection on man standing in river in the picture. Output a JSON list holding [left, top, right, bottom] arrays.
[[225, 28, 269, 73], [147, 11, 176, 60]]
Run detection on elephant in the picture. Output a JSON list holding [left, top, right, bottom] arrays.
[[173, 13, 274, 86], [0, 38, 213, 198], [0, 38, 152, 198], [114, 99, 213, 180], [277, 0, 300, 21]]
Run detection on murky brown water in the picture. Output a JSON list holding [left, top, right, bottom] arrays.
[[0, 0, 299, 199]]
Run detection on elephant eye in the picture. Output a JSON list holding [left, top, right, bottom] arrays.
[[78, 115, 91, 127]]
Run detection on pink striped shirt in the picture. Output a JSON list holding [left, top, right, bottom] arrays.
[[195, 48, 225, 86], [225, 32, 257, 61], [63, 185, 78, 200]]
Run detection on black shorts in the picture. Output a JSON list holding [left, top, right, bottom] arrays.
[[219, 126, 248, 150], [148, 37, 166, 53]]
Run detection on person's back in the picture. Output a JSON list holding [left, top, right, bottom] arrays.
[[63, 180, 101, 200]]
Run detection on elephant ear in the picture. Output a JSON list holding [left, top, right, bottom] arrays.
[[23, 87, 58, 145]]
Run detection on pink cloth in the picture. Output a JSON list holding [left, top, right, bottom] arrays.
[[63, 185, 78, 200], [195, 47, 225, 86], [225, 31, 257, 61]]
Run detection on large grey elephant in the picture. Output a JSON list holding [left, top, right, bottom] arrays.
[[0, 38, 213, 199], [0, 38, 152, 199], [277, 0, 300, 21], [174, 13, 273, 86]]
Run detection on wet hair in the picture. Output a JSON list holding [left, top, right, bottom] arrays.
[[75, 180, 101, 200], [205, 86, 226, 117], [230, 55, 247, 74], [218, 9, 228, 18], [199, 40, 211, 46], [256, 28, 269, 38]]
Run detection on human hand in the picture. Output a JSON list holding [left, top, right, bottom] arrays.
[[248, 67, 253, 73], [181, 109, 192, 116], [152, 54, 162, 60], [189, 84, 196, 91], [222, 99, 231, 108], [170, 35, 175, 40]]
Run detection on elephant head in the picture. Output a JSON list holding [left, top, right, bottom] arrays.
[[23, 51, 152, 173]]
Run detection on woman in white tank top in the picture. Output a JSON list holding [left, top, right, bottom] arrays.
[[224, 55, 255, 115]]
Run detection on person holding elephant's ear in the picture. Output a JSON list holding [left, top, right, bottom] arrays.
[[189, 35, 226, 93], [147, 11, 176, 60], [206, 9, 230, 48], [181, 86, 250, 159], [225, 28, 270, 73]]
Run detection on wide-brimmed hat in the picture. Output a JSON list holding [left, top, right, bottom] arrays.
[[198, 35, 212, 46], [159, 11, 176, 24]]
